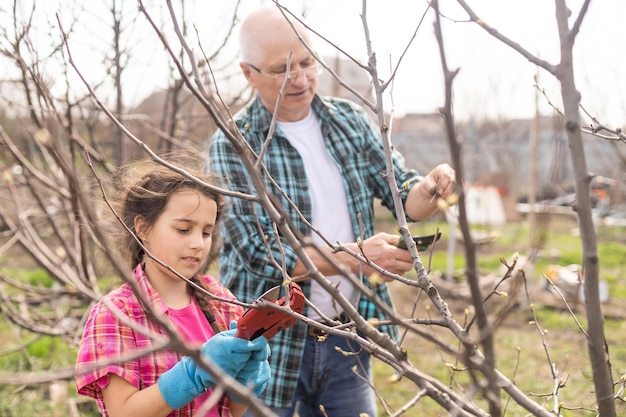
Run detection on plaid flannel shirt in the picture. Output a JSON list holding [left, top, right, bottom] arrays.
[[75, 264, 243, 416], [208, 94, 422, 408]]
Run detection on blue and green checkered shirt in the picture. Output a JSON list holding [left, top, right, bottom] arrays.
[[208, 94, 422, 408]]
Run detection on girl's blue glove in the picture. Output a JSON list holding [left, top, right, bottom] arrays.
[[231, 338, 271, 402], [157, 324, 269, 409]]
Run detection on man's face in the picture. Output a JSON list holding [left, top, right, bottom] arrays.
[[241, 47, 321, 122]]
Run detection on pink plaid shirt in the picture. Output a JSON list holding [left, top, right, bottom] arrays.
[[75, 264, 243, 416]]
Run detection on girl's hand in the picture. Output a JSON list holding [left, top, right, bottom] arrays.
[[158, 323, 269, 409]]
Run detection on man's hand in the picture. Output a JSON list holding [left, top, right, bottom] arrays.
[[406, 163, 458, 220], [347, 232, 414, 280]]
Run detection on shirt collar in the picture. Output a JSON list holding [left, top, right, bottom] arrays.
[[133, 264, 169, 315], [247, 93, 330, 132]]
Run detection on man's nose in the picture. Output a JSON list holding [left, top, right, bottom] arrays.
[[287, 70, 309, 86]]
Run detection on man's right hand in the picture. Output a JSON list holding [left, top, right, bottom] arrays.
[[348, 232, 414, 280]]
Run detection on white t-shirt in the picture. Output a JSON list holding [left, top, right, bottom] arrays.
[[277, 109, 357, 320]]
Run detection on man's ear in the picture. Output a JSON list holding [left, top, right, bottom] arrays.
[[240, 62, 256, 87]]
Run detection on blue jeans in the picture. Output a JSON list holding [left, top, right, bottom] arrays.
[[243, 332, 377, 417]]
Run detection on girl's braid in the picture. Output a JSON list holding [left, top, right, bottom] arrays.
[[189, 275, 224, 335]]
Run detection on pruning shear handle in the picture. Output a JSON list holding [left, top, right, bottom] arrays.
[[235, 282, 305, 341]]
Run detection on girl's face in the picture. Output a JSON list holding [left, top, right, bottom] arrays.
[[138, 189, 217, 284]]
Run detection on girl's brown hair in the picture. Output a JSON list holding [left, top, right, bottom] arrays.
[[115, 152, 226, 332]]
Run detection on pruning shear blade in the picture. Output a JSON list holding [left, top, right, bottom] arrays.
[[398, 231, 442, 250]]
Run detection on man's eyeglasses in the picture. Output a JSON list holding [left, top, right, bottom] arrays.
[[246, 62, 323, 82]]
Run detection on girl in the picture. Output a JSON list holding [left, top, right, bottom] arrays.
[[75, 154, 269, 417]]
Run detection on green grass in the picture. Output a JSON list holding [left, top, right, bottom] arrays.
[[370, 216, 626, 416]]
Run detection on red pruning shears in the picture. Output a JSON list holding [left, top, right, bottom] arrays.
[[235, 282, 305, 340]]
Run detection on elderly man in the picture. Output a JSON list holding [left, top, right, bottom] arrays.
[[209, 5, 456, 417]]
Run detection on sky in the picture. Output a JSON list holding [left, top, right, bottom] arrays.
[[302, 0, 626, 125], [16, 0, 626, 126]]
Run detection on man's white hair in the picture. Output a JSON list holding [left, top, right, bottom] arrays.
[[238, 5, 313, 64]]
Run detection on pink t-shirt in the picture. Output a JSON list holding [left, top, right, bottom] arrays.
[[169, 300, 219, 416]]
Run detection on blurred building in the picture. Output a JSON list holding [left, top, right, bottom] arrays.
[[317, 53, 374, 107], [391, 114, 625, 208]]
